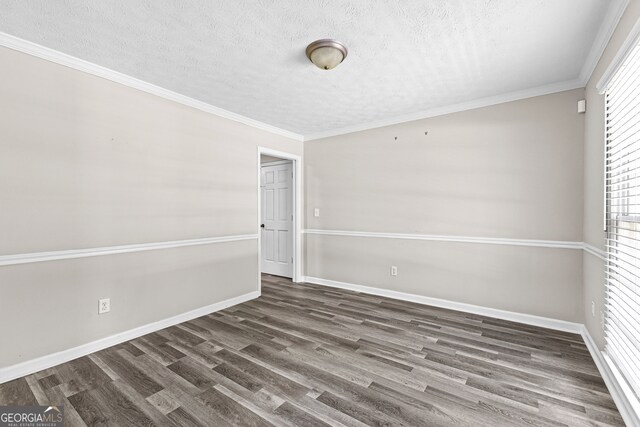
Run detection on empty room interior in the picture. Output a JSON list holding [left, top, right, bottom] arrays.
[[2, 1, 640, 426]]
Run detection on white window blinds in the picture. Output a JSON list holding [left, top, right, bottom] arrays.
[[604, 40, 640, 403]]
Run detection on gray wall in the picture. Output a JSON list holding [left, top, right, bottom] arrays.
[[305, 89, 585, 322], [0, 46, 302, 368], [583, 0, 640, 349], [5, 2, 639, 368], [260, 154, 285, 163]]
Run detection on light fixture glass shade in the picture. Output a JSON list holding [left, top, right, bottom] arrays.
[[306, 39, 348, 70], [310, 46, 345, 70]]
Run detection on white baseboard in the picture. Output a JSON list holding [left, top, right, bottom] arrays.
[[302, 276, 582, 333], [581, 327, 640, 427], [303, 276, 640, 425], [0, 290, 260, 385], [4, 275, 637, 426]]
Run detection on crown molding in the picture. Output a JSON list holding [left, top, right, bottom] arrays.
[[596, 12, 640, 93], [304, 0, 629, 142], [580, 0, 630, 87], [0, 32, 304, 142], [304, 78, 584, 141], [1, 0, 628, 145]]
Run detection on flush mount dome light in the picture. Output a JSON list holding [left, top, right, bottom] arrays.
[[305, 39, 348, 70]]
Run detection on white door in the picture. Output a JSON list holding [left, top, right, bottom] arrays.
[[261, 162, 293, 277]]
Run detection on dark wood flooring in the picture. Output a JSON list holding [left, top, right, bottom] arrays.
[[0, 275, 624, 426]]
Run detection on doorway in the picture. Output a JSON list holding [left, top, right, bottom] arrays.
[[257, 147, 302, 284], [260, 158, 293, 277]]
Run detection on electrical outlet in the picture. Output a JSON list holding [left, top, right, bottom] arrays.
[[591, 301, 595, 317], [99, 298, 110, 314], [390, 266, 398, 276], [314, 208, 320, 217]]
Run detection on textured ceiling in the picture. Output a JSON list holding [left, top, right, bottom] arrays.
[[0, 1, 616, 137]]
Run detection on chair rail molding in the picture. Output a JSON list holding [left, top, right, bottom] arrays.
[[304, 230, 612, 260], [0, 234, 258, 267], [583, 243, 607, 260], [303, 229, 584, 250]]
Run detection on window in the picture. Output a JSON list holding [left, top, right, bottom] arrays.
[[604, 41, 640, 403]]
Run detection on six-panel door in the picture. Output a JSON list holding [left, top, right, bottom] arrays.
[[260, 162, 293, 278]]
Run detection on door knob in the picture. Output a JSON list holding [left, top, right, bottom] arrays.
[[260, 224, 265, 228]]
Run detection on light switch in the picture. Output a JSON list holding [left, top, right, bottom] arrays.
[[314, 208, 320, 217]]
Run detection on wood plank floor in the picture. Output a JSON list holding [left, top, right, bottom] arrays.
[[0, 275, 624, 426]]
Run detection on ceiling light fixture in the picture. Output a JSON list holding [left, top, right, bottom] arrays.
[[305, 39, 348, 70]]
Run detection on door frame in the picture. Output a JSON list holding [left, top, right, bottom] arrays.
[[257, 147, 303, 287]]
